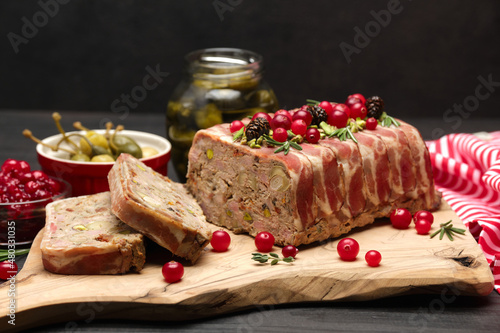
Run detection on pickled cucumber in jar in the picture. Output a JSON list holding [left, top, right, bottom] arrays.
[[166, 48, 278, 182]]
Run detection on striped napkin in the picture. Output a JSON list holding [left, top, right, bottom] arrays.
[[426, 131, 500, 293]]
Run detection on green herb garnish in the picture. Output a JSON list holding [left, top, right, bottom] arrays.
[[233, 126, 245, 141], [263, 135, 303, 155], [380, 112, 400, 127], [0, 248, 30, 262], [430, 220, 466, 241], [251, 252, 295, 265]]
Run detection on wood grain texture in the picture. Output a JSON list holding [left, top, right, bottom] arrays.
[[0, 200, 494, 332]]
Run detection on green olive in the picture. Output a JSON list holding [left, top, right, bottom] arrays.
[[141, 146, 159, 158], [80, 131, 109, 156], [111, 135, 143, 159], [70, 153, 91, 162], [90, 154, 115, 162]]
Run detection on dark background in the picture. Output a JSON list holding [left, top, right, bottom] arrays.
[[0, 0, 499, 122]]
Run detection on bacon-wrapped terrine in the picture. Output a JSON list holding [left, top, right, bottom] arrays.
[[108, 153, 212, 262], [186, 119, 441, 246], [41, 191, 145, 274]]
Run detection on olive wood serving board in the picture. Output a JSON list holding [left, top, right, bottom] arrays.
[[0, 200, 494, 332]]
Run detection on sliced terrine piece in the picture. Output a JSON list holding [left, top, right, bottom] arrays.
[[40, 192, 145, 275], [186, 120, 441, 246], [108, 153, 211, 263]]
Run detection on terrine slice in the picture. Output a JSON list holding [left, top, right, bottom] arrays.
[[40, 192, 146, 275], [108, 153, 211, 263]]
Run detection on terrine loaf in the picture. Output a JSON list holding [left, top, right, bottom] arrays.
[[186, 119, 441, 246], [108, 153, 212, 262], [41, 192, 146, 275]]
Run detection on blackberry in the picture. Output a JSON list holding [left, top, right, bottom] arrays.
[[245, 117, 270, 141], [307, 105, 328, 125], [366, 96, 384, 119]]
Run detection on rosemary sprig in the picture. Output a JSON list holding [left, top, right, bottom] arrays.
[[306, 99, 320, 106], [330, 127, 358, 143], [232, 126, 245, 141], [262, 134, 303, 155], [380, 112, 401, 127], [251, 252, 295, 265], [0, 248, 30, 262], [430, 220, 466, 241]]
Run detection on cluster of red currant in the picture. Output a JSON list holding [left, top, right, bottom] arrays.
[[0, 159, 63, 205], [390, 208, 434, 235]]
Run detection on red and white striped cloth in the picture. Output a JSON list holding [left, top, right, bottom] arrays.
[[426, 131, 500, 293]]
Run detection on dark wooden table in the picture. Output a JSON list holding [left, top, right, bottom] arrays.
[[2, 110, 500, 332]]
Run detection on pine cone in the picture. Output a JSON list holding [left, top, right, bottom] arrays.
[[307, 105, 328, 125], [366, 96, 385, 119], [245, 117, 270, 141]]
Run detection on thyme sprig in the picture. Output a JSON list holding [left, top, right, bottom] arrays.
[[0, 248, 30, 262], [262, 134, 302, 155], [252, 252, 295, 265], [380, 112, 400, 127], [430, 220, 466, 241], [306, 99, 320, 106]]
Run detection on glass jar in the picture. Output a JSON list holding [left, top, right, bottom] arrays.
[[166, 48, 279, 182]]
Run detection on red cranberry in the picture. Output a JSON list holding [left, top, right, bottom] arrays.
[[229, 120, 245, 133], [274, 109, 292, 122], [252, 112, 272, 124], [366, 117, 378, 130], [332, 103, 351, 118], [318, 101, 333, 114], [305, 128, 320, 143], [32, 170, 49, 183], [273, 127, 288, 142], [270, 114, 292, 130], [350, 102, 367, 119], [291, 119, 307, 136], [345, 96, 362, 109], [292, 110, 313, 126], [347, 93, 366, 105], [327, 110, 349, 128]]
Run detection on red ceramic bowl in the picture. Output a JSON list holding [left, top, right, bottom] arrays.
[[37, 130, 171, 196]]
